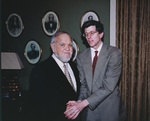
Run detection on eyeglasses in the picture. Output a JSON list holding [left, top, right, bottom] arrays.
[[83, 31, 98, 37]]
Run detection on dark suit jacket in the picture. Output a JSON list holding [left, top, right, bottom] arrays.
[[28, 56, 80, 121], [76, 43, 126, 121]]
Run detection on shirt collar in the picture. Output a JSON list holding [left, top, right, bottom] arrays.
[[91, 42, 103, 54], [52, 54, 64, 67]]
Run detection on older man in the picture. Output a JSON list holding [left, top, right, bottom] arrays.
[[29, 31, 80, 121]]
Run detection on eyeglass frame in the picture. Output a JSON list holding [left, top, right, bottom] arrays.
[[83, 31, 98, 37]]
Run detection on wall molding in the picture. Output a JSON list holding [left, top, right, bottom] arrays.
[[110, 0, 116, 47]]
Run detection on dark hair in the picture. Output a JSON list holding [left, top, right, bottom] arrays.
[[81, 20, 104, 35]]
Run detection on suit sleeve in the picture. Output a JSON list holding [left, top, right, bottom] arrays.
[[76, 56, 90, 101]]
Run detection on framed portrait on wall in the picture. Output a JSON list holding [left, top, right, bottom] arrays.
[[6, 13, 24, 37], [42, 11, 60, 36], [80, 10, 99, 27], [72, 40, 79, 61], [24, 40, 42, 64]]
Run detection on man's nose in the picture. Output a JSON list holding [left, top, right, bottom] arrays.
[[65, 45, 71, 50]]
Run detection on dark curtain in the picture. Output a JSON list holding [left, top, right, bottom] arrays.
[[116, 0, 150, 121]]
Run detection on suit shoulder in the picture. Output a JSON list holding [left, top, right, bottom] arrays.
[[77, 48, 90, 57], [31, 57, 53, 73], [105, 44, 121, 54]]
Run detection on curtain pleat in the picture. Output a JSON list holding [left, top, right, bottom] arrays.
[[116, 0, 150, 121]]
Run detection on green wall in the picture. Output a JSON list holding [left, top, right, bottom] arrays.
[[1, 0, 110, 91]]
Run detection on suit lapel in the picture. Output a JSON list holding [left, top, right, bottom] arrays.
[[69, 61, 80, 93], [83, 49, 93, 92], [49, 57, 76, 92], [93, 44, 108, 84]]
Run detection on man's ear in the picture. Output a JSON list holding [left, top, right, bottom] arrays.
[[50, 43, 55, 52], [99, 32, 104, 39]]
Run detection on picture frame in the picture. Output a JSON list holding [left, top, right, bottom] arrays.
[[6, 13, 24, 37], [72, 40, 79, 61], [80, 10, 99, 27], [24, 40, 42, 64], [42, 11, 60, 36]]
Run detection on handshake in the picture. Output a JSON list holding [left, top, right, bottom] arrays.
[[64, 100, 89, 120]]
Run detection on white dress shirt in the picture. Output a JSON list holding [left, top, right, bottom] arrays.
[[52, 54, 77, 91], [91, 42, 103, 62]]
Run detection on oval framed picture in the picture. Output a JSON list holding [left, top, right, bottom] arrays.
[[24, 40, 42, 64], [72, 40, 79, 61], [80, 10, 99, 27], [6, 13, 24, 37], [42, 11, 60, 36]]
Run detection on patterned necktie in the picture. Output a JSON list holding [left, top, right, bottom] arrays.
[[92, 51, 98, 75], [64, 63, 75, 90]]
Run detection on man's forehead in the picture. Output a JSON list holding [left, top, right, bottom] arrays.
[[85, 25, 96, 31]]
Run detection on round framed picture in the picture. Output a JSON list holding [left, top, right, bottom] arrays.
[[72, 40, 79, 61], [42, 11, 60, 36], [80, 10, 99, 27], [24, 40, 42, 64], [6, 13, 24, 37]]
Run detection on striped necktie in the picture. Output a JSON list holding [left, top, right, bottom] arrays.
[[64, 63, 75, 90]]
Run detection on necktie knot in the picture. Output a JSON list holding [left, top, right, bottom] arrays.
[[95, 51, 98, 55]]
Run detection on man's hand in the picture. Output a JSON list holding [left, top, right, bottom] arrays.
[[64, 100, 89, 120]]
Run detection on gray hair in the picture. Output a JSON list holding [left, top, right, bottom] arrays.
[[50, 31, 73, 44]]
